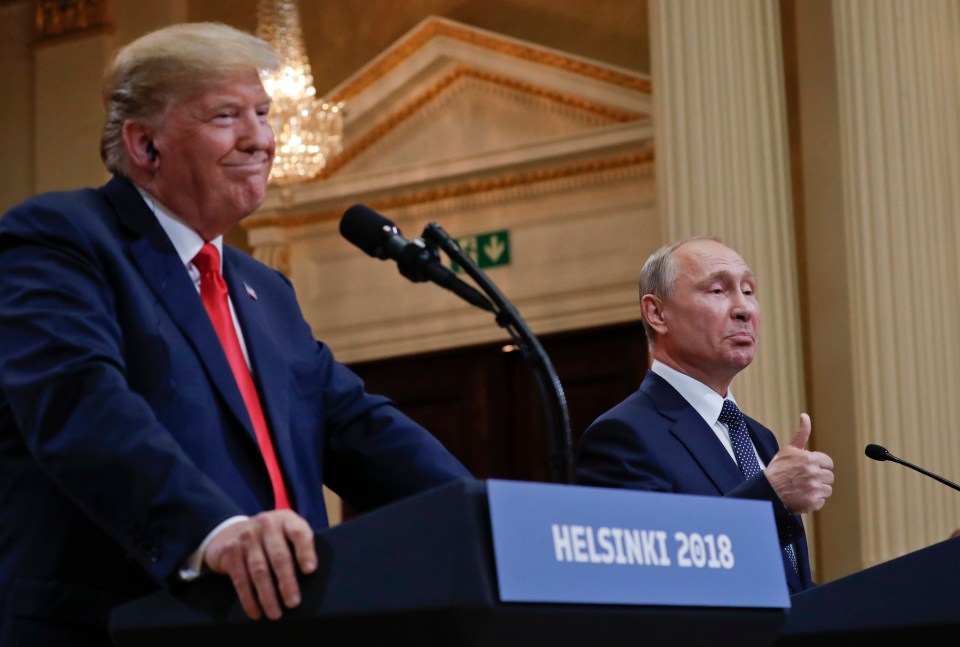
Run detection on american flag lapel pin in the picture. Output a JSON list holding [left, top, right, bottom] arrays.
[[244, 282, 258, 300]]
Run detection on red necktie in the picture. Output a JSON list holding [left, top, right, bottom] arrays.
[[193, 243, 291, 510]]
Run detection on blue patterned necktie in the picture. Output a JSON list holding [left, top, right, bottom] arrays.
[[718, 399, 799, 573]]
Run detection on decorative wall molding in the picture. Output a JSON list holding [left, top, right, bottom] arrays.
[[283, 167, 655, 364], [245, 149, 653, 231], [34, 0, 111, 43], [330, 16, 651, 103], [246, 18, 653, 363], [249, 238, 291, 277], [312, 66, 643, 182]]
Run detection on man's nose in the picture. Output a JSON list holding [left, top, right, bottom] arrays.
[[239, 115, 275, 152], [731, 293, 757, 319]]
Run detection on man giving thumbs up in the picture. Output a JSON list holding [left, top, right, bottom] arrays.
[[575, 236, 834, 593]]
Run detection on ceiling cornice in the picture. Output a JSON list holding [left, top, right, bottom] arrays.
[[331, 16, 650, 104]]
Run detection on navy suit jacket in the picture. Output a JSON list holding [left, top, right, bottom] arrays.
[[0, 176, 470, 643], [576, 371, 813, 594]]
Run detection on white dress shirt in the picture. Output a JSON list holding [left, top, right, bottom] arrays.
[[137, 189, 248, 579], [650, 360, 766, 468], [139, 189, 252, 367]]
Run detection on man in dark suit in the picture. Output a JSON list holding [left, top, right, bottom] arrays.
[[576, 236, 834, 593], [0, 23, 470, 645]]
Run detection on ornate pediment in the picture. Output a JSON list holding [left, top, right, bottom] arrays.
[[247, 17, 655, 363], [254, 16, 651, 217]]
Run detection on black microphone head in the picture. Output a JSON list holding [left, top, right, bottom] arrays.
[[340, 204, 401, 259], [865, 443, 890, 461]]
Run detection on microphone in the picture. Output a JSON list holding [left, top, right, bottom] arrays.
[[865, 443, 960, 493], [339, 205, 493, 312]]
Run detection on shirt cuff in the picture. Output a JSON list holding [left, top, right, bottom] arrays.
[[178, 515, 248, 581]]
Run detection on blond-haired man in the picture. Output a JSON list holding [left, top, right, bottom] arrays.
[[0, 23, 469, 644]]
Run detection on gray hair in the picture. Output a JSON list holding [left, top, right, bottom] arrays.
[[100, 22, 279, 175], [639, 235, 721, 346]]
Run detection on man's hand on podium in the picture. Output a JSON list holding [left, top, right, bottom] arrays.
[[203, 509, 318, 621]]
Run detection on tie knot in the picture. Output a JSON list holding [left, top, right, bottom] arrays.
[[193, 243, 220, 275], [718, 399, 744, 427]]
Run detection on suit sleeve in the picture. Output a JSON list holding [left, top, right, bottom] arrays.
[[576, 416, 678, 492], [242, 264, 472, 513], [314, 343, 472, 511], [577, 415, 803, 548], [0, 202, 243, 584]]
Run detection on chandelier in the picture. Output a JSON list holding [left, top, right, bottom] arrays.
[[256, 0, 343, 185]]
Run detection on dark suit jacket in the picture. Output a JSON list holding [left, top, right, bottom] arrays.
[[575, 370, 813, 594], [0, 176, 470, 644]]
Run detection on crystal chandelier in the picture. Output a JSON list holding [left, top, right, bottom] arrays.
[[256, 0, 343, 185]]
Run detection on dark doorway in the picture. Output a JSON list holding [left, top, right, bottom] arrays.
[[348, 320, 649, 483]]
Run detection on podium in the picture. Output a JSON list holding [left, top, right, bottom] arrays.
[[110, 480, 787, 647], [776, 536, 960, 644]]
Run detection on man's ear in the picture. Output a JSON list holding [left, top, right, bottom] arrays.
[[640, 293, 668, 336], [121, 120, 158, 171]]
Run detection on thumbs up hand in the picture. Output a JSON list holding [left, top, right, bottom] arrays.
[[764, 413, 835, 514]]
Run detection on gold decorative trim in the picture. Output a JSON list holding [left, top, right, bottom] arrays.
[[252, 242, 291, 277], [244, 150, 654, 231], [331, 18, 651, 103], [313, 66, 643, 182], [34, 0, 110, 42]]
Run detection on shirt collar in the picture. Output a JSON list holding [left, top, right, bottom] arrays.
[[650, 359, 739, 428], [137, 188, 223, 269]]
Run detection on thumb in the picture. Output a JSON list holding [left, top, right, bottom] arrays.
[[788, 413, 811, 449]]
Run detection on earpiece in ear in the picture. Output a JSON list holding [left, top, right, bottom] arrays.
[[146, 142, 159, 162]]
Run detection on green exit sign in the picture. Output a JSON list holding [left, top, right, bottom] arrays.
[[452, 229, 511, 271]]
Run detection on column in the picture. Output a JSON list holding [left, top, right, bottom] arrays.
[[649, 0, 805, 445], [832, 0, 960, 566]]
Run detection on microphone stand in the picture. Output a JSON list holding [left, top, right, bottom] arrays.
[[421, 223, 574, 485], [866, 444, 960, 493]]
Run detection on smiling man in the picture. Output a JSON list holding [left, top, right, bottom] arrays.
[[575, 236, 834, 593], [0, 23, 470, 645]]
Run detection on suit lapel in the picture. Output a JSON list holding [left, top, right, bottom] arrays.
[[640, 371, 809, 592], [222, 251, 295, 489], [640, 372, 745, 495], [104, 177, 256, 443]]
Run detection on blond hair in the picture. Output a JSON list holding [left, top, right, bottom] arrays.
[[100, 22, 278, 175]]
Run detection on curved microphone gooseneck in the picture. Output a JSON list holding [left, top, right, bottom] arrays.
[[421, 222, 573, 485], [865, 443, 960, 493], [339, 205, 573, 484]]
